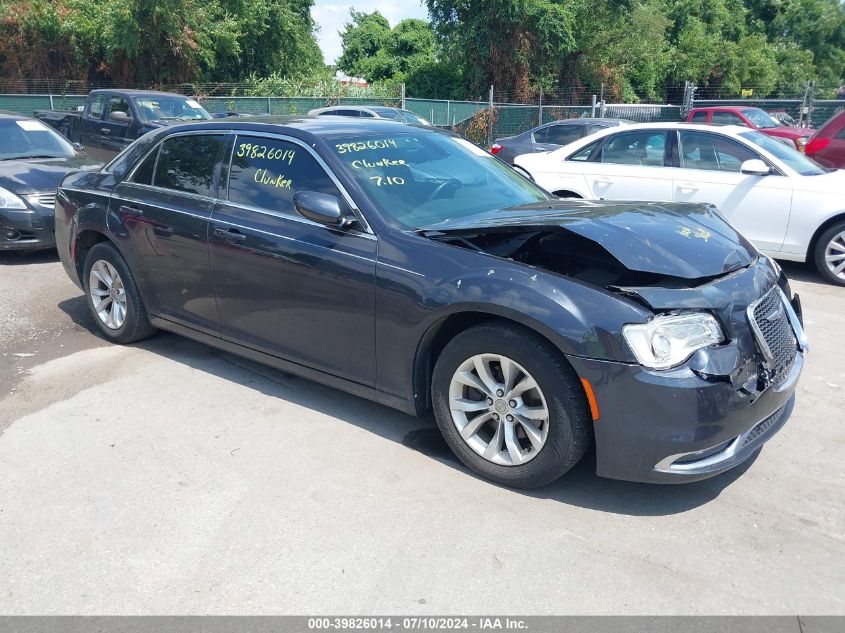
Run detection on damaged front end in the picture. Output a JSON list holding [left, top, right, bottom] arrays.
[[422, 200, 807, 482]]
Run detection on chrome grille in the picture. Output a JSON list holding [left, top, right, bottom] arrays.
[[748, 287, 798, 385], [31, 193, 56, 208]]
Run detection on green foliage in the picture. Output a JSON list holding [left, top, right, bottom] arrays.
[[336, 11, 435, 84], [0, 0, 324, 84], [423, 0, 845, 101]]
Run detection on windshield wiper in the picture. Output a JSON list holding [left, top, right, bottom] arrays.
[[0, 154, 66, 160]]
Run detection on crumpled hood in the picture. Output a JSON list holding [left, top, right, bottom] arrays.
[[421, 199, 758, 280], [0, 155, 102, 194]]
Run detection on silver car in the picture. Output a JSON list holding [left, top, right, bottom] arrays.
[[309, 105, 431, 125], [492, 118, 630, 165]]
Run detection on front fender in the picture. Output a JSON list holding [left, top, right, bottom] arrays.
[[426, 264, 648, 362]]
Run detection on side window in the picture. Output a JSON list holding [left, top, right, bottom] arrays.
[[835, 126, 845, 140], [600, 131, 667, 166], [532, 126, 550, 144], [691, 111, 709, 123], [106, 96, 131, 118], [711, 112, 747, 126], [88, 95, 106, 119], [129, 146, 160, 185], [544, 125, 583, 146], [679, 131, 758, 172], [153, 135, 226, 197], [568, 140, 599, 162], [359, 111, 376, 118], [324, 110, 358, 117], [227, 136, 342, 215]]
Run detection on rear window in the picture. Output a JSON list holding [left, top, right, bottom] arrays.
[[152, 134, 226, 197]]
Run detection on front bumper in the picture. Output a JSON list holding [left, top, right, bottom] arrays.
[[0, 198, 56, 251], [568, 351, 801, 483]]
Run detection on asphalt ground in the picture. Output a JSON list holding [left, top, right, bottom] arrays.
[[0, 249, 842, 614]]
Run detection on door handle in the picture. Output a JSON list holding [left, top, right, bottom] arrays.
[[533, 147, 546, 152], [101, 128, 111, 134], [214, 227, 247, 243], [677, 183, 699, 192], [119, 205, 144, 216], [594, 178, 613, 185]]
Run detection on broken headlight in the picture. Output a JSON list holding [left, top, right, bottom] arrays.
[[623, 313, 725, 370]]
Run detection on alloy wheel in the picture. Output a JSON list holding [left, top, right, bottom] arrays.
[[88, 260, 127, 330], [824, 230, 845, 281], [448, 353, 549, 466]]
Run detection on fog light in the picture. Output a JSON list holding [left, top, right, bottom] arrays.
[[3, 229, 20, 241]]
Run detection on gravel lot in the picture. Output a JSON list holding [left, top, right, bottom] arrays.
[[0, 250, 843, 615]]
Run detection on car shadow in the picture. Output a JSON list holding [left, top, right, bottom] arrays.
[[780, 260, 828, 286], [58, 295, 758, 517], [0, 249, 60, 265]]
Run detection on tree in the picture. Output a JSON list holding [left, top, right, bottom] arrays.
[[336, 11, 434, 83], [426, 0, 576, 101], [0, 0, 324, 85]]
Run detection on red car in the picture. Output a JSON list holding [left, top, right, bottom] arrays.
[[687, 106, 815, 152], [805, 109, 845, 169]]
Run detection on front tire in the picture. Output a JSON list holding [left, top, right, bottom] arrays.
[[83, 242, 156, 343], [432, 323, 592, 488], [814, 221, 845, 286]]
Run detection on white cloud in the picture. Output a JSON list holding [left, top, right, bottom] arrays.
[[311, 1, 428, 64]]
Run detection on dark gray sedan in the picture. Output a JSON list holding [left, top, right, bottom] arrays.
[[492, 118, 629, 165]]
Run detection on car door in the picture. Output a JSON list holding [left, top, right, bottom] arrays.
[[209, 134, 377, 385], [79, 93, 106, 156], [110, 132, 229, 334], [672, 129, 793, 252], [99, 95, 135, 156], [578, 129, 674, 200]]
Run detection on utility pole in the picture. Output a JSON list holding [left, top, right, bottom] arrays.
[[401, 83, 406, 110]]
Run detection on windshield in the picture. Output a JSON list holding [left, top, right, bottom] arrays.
[[0, 118, 76, 160], [329, 132, 551, 229], [369, 107, 405, 122], [398, 110, 431, 125], [740, 130, 826, 176], [134, 96, 212, 122], [742, 108, 780, 129]]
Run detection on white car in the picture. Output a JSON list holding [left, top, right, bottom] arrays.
[[514, 122, 845, 285]]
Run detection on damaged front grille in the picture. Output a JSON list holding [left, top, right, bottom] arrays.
[[748, 287, 798, 386]]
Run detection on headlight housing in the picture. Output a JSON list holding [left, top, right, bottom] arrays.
[[623, 312, 725, 370], [0, 186, 27, 210]]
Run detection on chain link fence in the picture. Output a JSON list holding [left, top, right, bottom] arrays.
[[2, 80, 843, 149]]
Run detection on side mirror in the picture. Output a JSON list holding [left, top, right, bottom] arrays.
[[72, 142, 85, 153], [294, 191, 353, 227], [740, 159, 771, 176], [108, 111, 131, 123]]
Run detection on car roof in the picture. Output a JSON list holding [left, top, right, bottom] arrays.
[[691, 106, 758, 113], [0, 110, 30, 120], [544, 118, 627, 126], [89, 89, 190, 98], [157, 115, 440, 140]]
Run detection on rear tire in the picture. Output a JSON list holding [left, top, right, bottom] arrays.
[[813, 221, 845, 286], [431, 322, 592, 488], [83, 242, 156, 344]]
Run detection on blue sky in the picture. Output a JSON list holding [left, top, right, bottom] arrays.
[[311, 1, 428, 64]]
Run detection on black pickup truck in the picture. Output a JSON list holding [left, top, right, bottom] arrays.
[[35, 89, 212, 160]]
